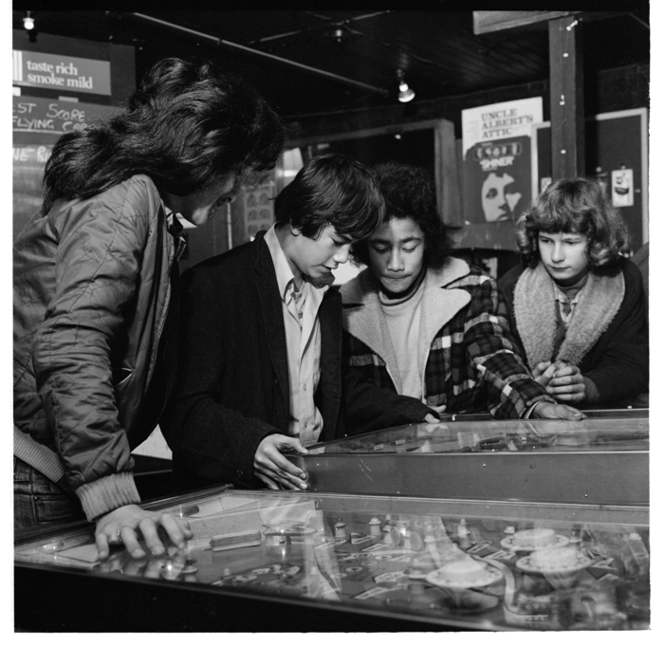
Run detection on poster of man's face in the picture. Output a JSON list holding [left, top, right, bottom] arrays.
[[481, 171, 523, 222], [462, 135, 532, 225]]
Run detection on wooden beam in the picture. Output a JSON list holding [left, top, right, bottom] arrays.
[[435, 120, 462, 227], [473, 11, 579, 35], [549, 15, 585, 179]]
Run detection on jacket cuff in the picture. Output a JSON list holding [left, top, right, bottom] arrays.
[[583, 377, 600, 404], [75, 473, 141, 521], [520, 394, 556, 418]]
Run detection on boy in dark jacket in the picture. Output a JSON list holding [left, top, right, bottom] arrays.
[[163, 154, 434, 492]]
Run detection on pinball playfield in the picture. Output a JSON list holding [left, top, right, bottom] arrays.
[[15, 486, 649, 631]]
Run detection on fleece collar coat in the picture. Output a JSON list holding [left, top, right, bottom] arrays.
[[340, 259, 552, 419], [499, 257, 649, 404]]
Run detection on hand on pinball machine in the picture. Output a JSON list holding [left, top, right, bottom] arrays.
[[254, 434, 309, 491], [531, 401, 586, 421], [423, 404, 448, 424], [95, 504, 193, 560]]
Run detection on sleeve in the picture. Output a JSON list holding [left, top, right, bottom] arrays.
[[497, 267, 524, 350], [462, 274, 553, 419], [582, 264, 649, 403], [341, 332, 433, 436], [32, 184, 150, 519], [160, 266, 279, 489]]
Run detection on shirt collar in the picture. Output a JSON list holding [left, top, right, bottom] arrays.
[[264, 224, 330, 303], [161, 202, 186, 259], [554, 271, 589, 304], [264, 224, 298, 302]]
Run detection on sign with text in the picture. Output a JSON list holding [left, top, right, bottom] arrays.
[[13, 49, 111, 95], [461, 97, 543, 155], [13, 96, 119, 143], [13, 96, 118, 237], [461, 98, 542, 226], [462, 135, 532, 225], [13, 143, 54, 237]]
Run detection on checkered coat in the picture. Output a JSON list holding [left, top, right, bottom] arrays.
[[340, 258, 553, 419]]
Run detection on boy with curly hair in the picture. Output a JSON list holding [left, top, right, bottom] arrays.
[[341, 161, 583, 424]]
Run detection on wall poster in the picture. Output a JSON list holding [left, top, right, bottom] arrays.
[[461, 98, 543, 226]]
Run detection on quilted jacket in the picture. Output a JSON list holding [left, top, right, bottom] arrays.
[[340, 258, 553, 419], [14, 174, 177, 520]]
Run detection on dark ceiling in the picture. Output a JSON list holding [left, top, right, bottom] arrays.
[[12, 8, 650, 120]]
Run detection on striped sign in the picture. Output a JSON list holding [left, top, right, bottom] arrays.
[[13, 49, 111, 95]]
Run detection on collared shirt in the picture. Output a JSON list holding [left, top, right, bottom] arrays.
[[264, 224, 326, 445], [551, 273, 589, 358], [553, 275, 588, 329], [163, 205, 187, 260]]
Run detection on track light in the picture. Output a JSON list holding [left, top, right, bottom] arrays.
[[397, 69, 415, 103], [23, 11, 35, 31]]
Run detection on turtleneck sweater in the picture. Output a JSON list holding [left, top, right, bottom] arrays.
[[377, 269, 427, 400]]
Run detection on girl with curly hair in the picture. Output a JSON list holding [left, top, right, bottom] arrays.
[[499, 177, 648, 406]]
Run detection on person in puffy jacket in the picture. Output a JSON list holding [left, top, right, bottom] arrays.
[[13, 57, 284, 559], [498, 177, 648, 406]]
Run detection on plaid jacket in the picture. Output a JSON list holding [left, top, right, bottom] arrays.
[[340, 259, 552, 419]]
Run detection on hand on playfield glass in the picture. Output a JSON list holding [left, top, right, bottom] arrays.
[[424, 404, 447, 424], [546, 362, 586, 403], [95, 504, 193, 560], [254, 434, 309, 491], [532, 401, 586, 420]]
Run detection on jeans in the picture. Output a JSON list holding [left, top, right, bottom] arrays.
[[14, 457, 85, 530]]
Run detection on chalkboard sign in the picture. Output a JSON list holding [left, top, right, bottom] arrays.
[[12, 96, 119, 237]]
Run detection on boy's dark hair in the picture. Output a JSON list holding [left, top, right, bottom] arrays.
[[350, 161, 453, 269], [515, 177, 629, 270], [41, 57, 285, 213], [274, 153, 385, 241]]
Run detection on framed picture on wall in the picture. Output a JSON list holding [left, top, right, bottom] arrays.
[[532, 108, 648, 250], [455, 97, 543, 251]]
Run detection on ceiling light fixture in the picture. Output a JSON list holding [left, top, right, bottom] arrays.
[[397, 69, 415, 103], [23, 11, 35, 31]]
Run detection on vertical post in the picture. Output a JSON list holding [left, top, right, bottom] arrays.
[[434, 119, 462, 226], [549, 15, 585, 180]]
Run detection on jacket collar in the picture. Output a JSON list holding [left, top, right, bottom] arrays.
[[514, 262, 625, 367], [340, 258, 471, 390], [250, 229, 342, 438], [251, 230, 290, 407]]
